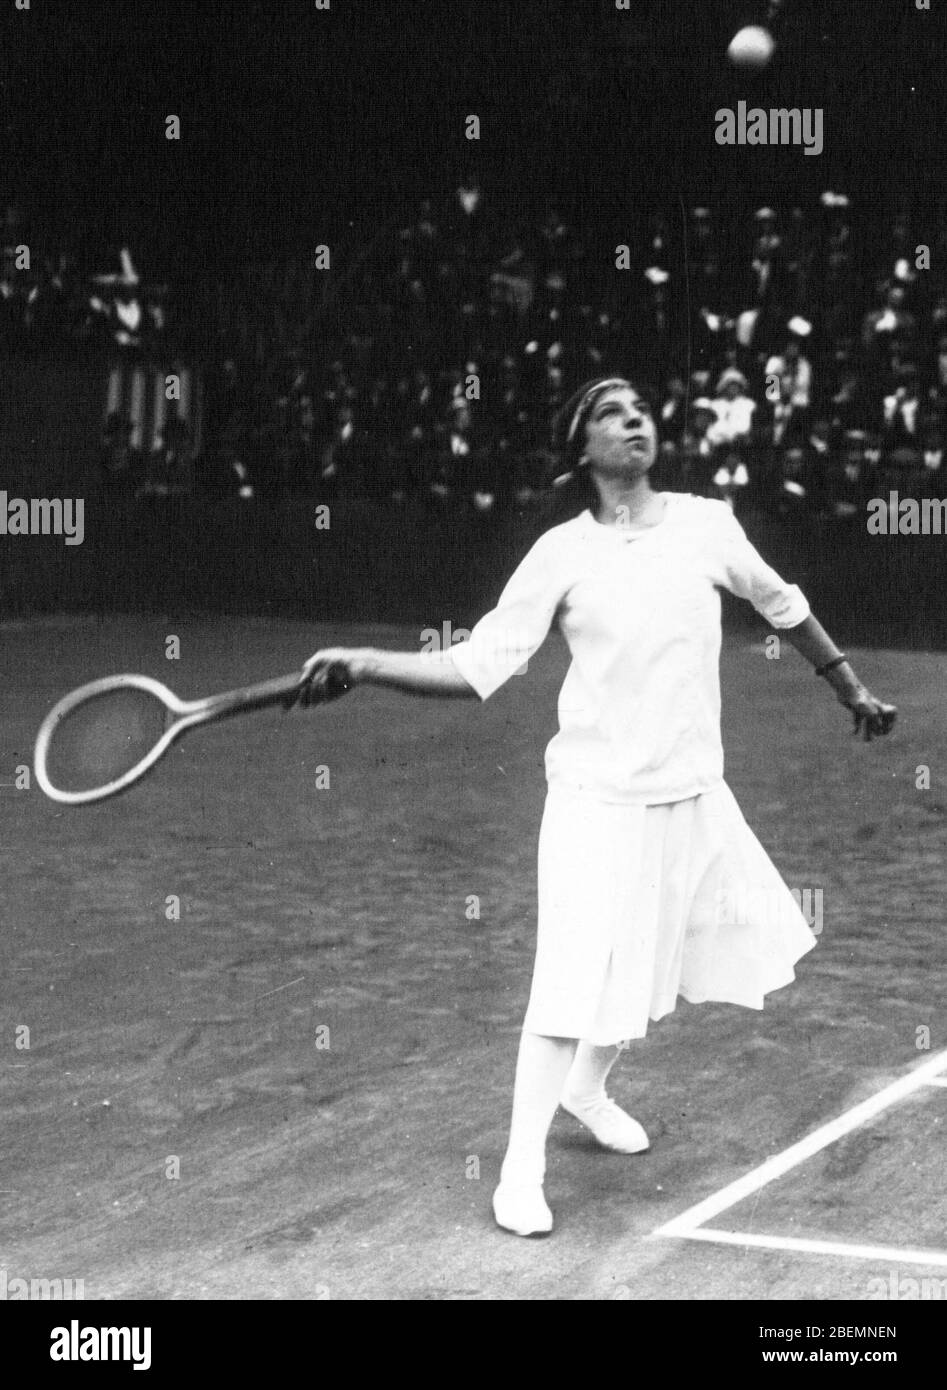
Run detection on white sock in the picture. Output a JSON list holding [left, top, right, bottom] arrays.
[[562, 1040, 625, 1108], [499, 1031, 577, 1188]]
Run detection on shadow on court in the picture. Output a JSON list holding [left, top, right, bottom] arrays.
[[1, 615, 945, 1299]]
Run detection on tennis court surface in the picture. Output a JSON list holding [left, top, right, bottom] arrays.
[[2, 614, 944, 1299]]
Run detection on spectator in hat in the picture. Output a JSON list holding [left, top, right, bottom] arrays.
[[862, 284, 917, 356], [712, 452, 750, 513], [882, 363, 922, 448], [678, 397, 719, 495], [708, 369, 756, 449], [765, 335, 813, 444]]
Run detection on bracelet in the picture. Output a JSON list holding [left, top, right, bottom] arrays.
[[815, 654, 849, 678]]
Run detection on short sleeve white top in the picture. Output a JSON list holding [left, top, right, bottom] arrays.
[[442, 493, 810, 805]]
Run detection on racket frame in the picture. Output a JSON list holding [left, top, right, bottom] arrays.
[[34, 669, 305, 806]]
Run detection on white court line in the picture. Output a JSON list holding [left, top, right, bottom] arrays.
[[653, 1047, 947, 1240], [677, 1228, 947, 1270]]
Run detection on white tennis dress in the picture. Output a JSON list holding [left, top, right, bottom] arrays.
[[442, 493, 818, 1045]]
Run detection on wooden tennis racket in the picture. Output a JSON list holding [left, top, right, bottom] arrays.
[[34, 664, 348, 806]]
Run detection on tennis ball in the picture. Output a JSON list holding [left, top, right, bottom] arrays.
[[727, 25, 775, 70]]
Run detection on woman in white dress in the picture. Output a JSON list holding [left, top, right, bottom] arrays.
[[295, 376, 897, 1237]]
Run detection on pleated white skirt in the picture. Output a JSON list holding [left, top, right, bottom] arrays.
[[521, 782, 817, 1046]]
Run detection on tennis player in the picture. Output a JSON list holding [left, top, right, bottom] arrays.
[[296, 376, 897, 1237]]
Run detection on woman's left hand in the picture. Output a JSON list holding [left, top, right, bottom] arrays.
[[837, 685, 898, 741]]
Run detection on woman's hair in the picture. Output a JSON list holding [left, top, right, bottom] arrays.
[[543, 375, 658, 522]]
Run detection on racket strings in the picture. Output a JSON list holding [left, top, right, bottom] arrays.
[[43, 688, 171, 796]]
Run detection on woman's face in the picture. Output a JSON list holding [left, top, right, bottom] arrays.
[[580, 386, 658, 478]]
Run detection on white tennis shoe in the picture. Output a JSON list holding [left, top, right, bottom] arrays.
[[492, 1183, 554, 1236], [561, 1094, 650, 1154]]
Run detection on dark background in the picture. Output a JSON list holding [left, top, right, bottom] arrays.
[[2, 0, 942, 198], [2, 1, 945, 641]]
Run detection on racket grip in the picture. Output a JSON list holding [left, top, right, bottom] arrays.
[[299, 662, 351, 708]]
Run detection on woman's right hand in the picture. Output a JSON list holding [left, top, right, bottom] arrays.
[[291, 647, 371, 708]]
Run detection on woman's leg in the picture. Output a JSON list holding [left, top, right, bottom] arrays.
[[562, 1040, 624, 1105], [561, 1039, 649, 1154], [500, 1030, 578, 1186], [494, 1030, 577, 1235]]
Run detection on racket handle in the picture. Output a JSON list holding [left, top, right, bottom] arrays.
[[200, 672, 309, 723]]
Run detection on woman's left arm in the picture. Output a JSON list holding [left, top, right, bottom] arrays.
[[783, 613, 897, 741], [714, 505, 897, 743]]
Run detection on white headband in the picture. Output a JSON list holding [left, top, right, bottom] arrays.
[[565, 378, 630, 446]]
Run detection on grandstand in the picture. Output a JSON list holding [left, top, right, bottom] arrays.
[[4, 192, 946, 517]]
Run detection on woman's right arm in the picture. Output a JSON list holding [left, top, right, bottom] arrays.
[[297, 531, 564, 707], [298, 646, 478, 701]]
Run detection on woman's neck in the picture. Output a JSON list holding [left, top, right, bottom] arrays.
[[591, 473, 657, 527]]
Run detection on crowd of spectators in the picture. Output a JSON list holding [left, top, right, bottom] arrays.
[[208, 188, 947, 518], [1, 205, 172, 356], [6, 191, 947, 518]]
